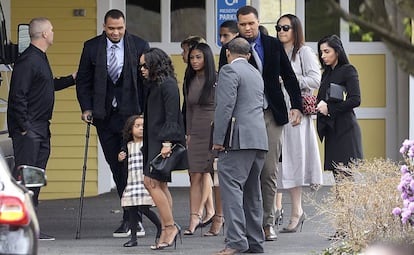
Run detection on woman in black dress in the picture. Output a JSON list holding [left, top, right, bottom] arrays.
[[316, 34, 363, 181], [140, 48, 187, 250]]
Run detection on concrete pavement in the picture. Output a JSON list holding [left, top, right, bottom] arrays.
[[37, 186, 335, 255]]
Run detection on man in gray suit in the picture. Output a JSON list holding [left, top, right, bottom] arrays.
[[212, 37, 268, 255]]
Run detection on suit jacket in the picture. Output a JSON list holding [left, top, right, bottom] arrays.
[[213, 58, 268, 151], [219, 33, 302, 126], [76, 31, 149, 119]]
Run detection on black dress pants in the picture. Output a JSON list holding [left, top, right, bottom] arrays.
[[12, 129, 50, 207]]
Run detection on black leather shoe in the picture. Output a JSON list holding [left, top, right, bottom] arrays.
[[244, 245, 264, 253], [244, 249, 264, 253], [123, 239, 137, 247], [113, 221, 130, 238]]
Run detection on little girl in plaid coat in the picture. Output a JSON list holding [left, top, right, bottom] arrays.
[[118, 115, 161, 247]]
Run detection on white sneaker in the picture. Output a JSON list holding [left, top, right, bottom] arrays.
[[136, 222, 145, 237]]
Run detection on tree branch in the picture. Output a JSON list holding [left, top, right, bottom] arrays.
[[392, 0, 414, 18], [327, 0, 414, 74]]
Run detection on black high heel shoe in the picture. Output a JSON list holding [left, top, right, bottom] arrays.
[[183, 213, 202, 236], [201, 214, 215, 227], [279, 212, 306, 233], [275, 208, 284, 227], [151, 223, 182, 250]]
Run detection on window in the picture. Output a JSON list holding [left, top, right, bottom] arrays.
[[126, 0, 206, 43], [304, 0, 380, 42], [171, 0, 206, 42], [349, 0, 380, 41], [126, 0, 161, 42], [305, 0, 339, 42]]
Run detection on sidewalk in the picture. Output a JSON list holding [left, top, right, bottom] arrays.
[[38, 186, 335, 255]]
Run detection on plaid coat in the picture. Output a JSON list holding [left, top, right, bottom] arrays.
[[121, 141, 154, 207]]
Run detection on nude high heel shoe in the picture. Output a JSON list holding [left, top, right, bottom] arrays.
[[203, 215, 225, 236], [279, 212, 306, 233], [183, 213, 202, 236]]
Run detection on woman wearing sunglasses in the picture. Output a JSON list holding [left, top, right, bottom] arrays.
[[140, 48, 188, 250], [275, 14, 323, 233]]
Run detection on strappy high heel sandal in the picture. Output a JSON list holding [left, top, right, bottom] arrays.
[[275, 208, 284, 227], [183, 213, 202, 236], [151, 223, 182, 250], [203, 215, 225, 237]]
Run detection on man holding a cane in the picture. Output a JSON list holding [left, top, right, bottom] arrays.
[[76, 9, 149, 237]]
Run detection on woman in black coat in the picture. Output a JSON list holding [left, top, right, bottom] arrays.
[[316, 34, 363, 181], [140, 48, 187, 250]]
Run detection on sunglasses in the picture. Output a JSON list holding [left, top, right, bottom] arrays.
[[275, 25, 291, 32], [139, 63, 148, 69]]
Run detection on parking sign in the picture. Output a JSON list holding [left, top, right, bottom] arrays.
[[216, 0, 247, 47]]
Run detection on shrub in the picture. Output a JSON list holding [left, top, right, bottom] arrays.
[[313, 158, 414, 254]]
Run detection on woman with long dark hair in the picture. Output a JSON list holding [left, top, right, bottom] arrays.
[[275, 14, 322, 233], [316, 34, 363, 180], [140, 48, 187, 250], [182, 43, 218, 235]]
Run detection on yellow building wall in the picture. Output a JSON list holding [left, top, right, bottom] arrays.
[[349, 55, 386, 108], [9, 0, 98, 199], [350, 54, 386, 159]]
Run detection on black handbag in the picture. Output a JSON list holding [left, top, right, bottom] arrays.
[[327, 83, 347, 102], [149, 143, 187, 177]]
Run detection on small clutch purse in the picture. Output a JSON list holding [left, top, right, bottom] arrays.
[[327, 83, 347, 102], [302, 94, 318, 115], [149, 143, 186, 177]]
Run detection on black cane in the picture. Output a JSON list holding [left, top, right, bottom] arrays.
[[75, 120, 91, 239]]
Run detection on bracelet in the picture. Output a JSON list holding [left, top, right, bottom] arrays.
[[162, 142, 172, 147]]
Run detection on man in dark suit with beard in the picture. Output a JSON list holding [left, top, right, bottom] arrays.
[[219, 5, 303, 242], [76, 9, 149, 238]]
